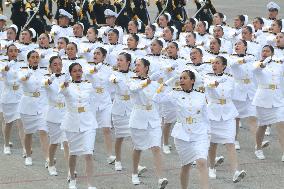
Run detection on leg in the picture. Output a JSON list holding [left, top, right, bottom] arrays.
[[16, 119, 25, 150], [246, 116, 257, 143], [275, 122, 284, 152], [115, 138, 124, 162], [69, 155, 77, 180], [225, 143, 238, 172], [63, 141, 70, 172], [196, 159, 209, 189], [39, 130, 49, 160], [103, 127, 113, 156], [132, 149, 142, 174], [85, 154, 94, 187], [162, 122, 172, 146], [151, 146, 163, 178], [235, 118, 240, 141], [25, 133, 33, 157], [256, 125, 267, 150], [4, 122, 13, 147], [208, 143, 218, 168], [48, 144, 58, 166], [180, 164, 190, 189]]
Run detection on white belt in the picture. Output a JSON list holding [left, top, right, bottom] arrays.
[[134, 104, 153, 111], [24, 91, 40, 97], [68, 106, 90, 113], [235, 78, 251, 84], [95, 87, 104, 94], [258, 84, 278, 90], [210, 98, 232, 105]]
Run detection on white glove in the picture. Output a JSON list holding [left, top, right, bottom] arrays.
[[25, 70, 33, 78], [64, 73, 71, 83], [75, 6, 81, 13], [215, 77, 227, 84], [95, 63, 102, 71], [171, 62, 179, 69], [165, 75, 179, 86], [262, 56, 272, 66], [49, 74, 56, 82], [109, 74, 120, 83], [244, 56, 254, 63], [149, 71, 162, 81], [58, 49, 65, 57]]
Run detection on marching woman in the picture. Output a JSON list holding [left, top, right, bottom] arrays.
[[205, 56, 246, 182], [153, 70, 210, 189], [127, 58, 168, 188], [87, 47, 116, 164], [60, 62, 97, 189], [253, 45, 284, 161], [229, 39, 259, 150], [42, 56, 69, 177], [36, 33, 54, 67], [1, 44, 25, 155], [18, 50, 49, 166], [108, 52, 135, 170]]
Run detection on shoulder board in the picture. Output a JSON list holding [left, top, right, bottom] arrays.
[[18, 60, 25, 62], [194, 89, 205, 93], [131, 76, 140, 79], [83, 80, 91, 83], [21, 67, 28, 69], [81, 41, 90, 43], [220, 51, 228, 54], [123, 48, 129, 50], [247, 53, 255, 56], [224, 73, 233, 77], [251, 41, 259, 44], [88, 62, 95, 64], [172, 87, 182, 91], [45, 73, 51, 76], [206, 73, 215, 76], [162, 57, 169, 59], [0, 59, 8, 62], [78, 56, 84, 59], [186, 62, 193, 65], [40, 67, 47, 69], [62, 57, 68, 60], [273, 59, 283, 64], [230, 54, 238, 57]]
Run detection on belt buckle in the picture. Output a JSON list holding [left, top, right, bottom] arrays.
[[96, 87, 104, 94], [186, 117, 193, 124], [199, 86, 205, 92], [12, 85, 19, 90], [57, 103, 65, 108], [78, 107, 85, 113], [145, 105, 152, 111], [158, 78, 163, 84], [219, 99, 226, 105], [33, 92, 40, 97], [243, 79, 250, 84], [122, 95, 130, 101], [269, 84, 276, 90]]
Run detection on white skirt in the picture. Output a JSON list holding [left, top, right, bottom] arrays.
[[66, 130, 96, 156], [256, 106, 284, 126], [131, 125, 162, 150], [233, 98, 256, 118], [2, 103, 21, 123], [47, 121, 67, 144], [96, 105, 112, 128], [210, 119, 236, 144], [159, 104, 177, 123], [20, 113, 48, 134], [174, 137, 208, 166], [112, 113, 131, 138]]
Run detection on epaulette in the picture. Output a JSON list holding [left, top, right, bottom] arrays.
[[224, 73, 233, 77], [88, 62, 95, 64], [206, 73, 215, 76], [62, 57, 68, 60], [273, 59, 283, 64], [0, 59, 8, 62], [172, 87, 182, 91], [220, 51, 228, 54], [21, 67, 28, 69], [18, 60, 25, 62], [44, 73, 51, 76], [83, 80, 91, 83], [251, 41, 259, 44], [40, 67, 47, 69], [194, 89, 205, 93]]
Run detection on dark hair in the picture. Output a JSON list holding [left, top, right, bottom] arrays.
[[138, 58, 150, 74], [192, 47, 203, 55], [8, 26, 17, 34], [200, 21, 207, 29], [95, 47, 107, 57], [237, 15, 246, 26], [262, 45, 274, 54], [67, 42, 78, 51], [148, 24, 156, 32], [58, 37, 69, 44], [188, 31, 196, 39], [119, 52, 131, 62], [88, 27, 98, 35], [152, 39, 163, 47], [182, 70, 196, 81], [129, 33, 139, 42], [108, 29, 119, 36], [214, 25, 224, 32], [69, 63, 82, 73], [168, 41, 179, 49], [49, 56, 62, 65], [212, 37, 222, 46], [165, 26, 174, 34], [27, 50, 38, 59], [254, 17, 264, 25], [6, 44, 17, 51], [243, 26, 253, 34], [161, 13, 170, 21], [216, 56, 227, 67], [274, 20, 283, 30], [22, 29, 33, 38], [131, 20, 139, 28], [75, 22, 84, 30], [189, 18, 197, 26], [236, 39, 248, 53]]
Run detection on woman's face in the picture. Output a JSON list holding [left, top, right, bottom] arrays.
[[190, 49, 202, 64], [213, 13, 222, 25], [145, 25, 154, 38], [128, 21, 138, 34], [50, 58, 63, 74], [57, 39, 67, 50], [185, 33, 196, 45], [28, 52, 40, 67], [261, 46, 273, 59], [150, 41, 162, 54], [180, 72, 195, 91], [276, 33, 284, 47], [212, 58, 225, 74], [135, 59, 148, 76], [20, 31, 32, 43], [234, 16, 242, 28], [234, 40, 246, 54], [7, 46, 18, 60], [66, 44, 77, 58], [127, 35, 138, 49], [184, 21, 194, 32], [196, 21, 206, 33], [166, 43, 178, 57], [241, 28, 252, 41], [117, 54, 130, 71], [107, 31, 118, 44], [70, 64, 83, 81], [210, 39, 220, 52], [7, 28, 16, 41], [253, 19, 263, 30], [38, 34, 49, 47], [158, 15, 168, 28], [270, 21, 281, 33], [162, 27, 173, 40], [93, 49, 105, 63], [87, 28, 97, 41]]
